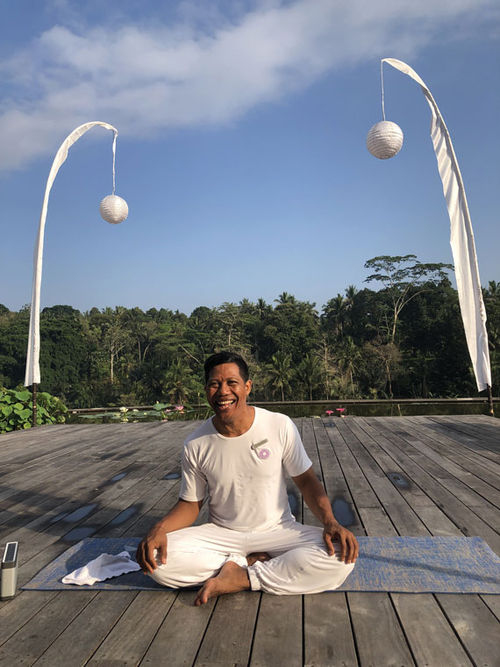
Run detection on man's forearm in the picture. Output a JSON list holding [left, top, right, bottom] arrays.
[[302, 483, 339, 528], [293, 468, 340, 528]]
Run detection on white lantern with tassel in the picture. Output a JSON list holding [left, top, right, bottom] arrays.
[[100, 194, 129, 224], [366, 120, 404, 159]]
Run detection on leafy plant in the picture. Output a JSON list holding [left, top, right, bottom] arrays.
[[0, 387, 68, 434]]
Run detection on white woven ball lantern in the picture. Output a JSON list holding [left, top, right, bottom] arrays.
[[99, 194, 129, 224], [366, 120, 404, 159]]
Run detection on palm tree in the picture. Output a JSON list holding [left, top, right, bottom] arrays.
[[267, 351, 294, 401], [295, 353, 322, 400], [275, 292, 297, 306], [256, 298, 271, 319], [322, 294, 347, 340], [164, 357, 201, 405], [335, 336, 361, 397]]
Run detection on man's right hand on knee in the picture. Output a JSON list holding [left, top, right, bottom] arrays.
[[136, 528, 167, 574], [135, 499, 202, 573]]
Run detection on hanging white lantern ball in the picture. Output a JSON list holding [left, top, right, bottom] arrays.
[[99, 194, 129, 224], [366, 120, 404, 159]]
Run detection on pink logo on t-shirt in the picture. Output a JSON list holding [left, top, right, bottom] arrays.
[[257, 448, 270, 460]]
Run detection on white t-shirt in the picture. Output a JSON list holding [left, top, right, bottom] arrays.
[[179, 407, 312, 531]]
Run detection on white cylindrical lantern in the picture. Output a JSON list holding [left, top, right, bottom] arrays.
[[100, 194, 129, 224], [366, 120, 404, 159]]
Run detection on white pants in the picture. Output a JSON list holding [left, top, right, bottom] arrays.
[[149, 521, 354, 595]]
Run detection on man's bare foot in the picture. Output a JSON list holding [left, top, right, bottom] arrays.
[[246, 552, 271, 566], [194, 561, 250, 606]]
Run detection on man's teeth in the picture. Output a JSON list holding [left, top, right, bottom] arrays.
[[217, 400, 235, 406]]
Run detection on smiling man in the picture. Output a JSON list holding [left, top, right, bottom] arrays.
[[136, 351, 358, 604]]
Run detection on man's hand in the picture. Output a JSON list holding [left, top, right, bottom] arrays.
[[135, 498, 202, 574], [136, 527, 167, 574], [323, 521, 359, 564]]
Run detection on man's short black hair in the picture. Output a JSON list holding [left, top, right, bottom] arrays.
[[204, 351, 249, 384]]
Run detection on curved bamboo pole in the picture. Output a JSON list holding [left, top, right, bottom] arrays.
[[24, 122, 118, 423], [381, 59, 492, 409]]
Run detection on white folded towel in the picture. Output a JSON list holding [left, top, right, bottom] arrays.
[[62, 551, 141, 586]]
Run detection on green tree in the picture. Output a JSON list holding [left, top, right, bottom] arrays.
[[322, 294, 348, 341], [295, 353, 322, 400], [266, 351, 294, 402], [164, 357, 204, 405], [364, 255, 453, 344]]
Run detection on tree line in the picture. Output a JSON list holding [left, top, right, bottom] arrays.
[[0, 256, 498, 408]]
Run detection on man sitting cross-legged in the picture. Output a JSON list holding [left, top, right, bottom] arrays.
[[136, 351, 358, 605]]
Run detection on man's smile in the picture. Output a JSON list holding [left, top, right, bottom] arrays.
[[215, 399, 236, 408]]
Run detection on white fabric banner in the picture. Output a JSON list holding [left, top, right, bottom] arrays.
[[382, 58, 491, 392], [25, 122, 118, 387]]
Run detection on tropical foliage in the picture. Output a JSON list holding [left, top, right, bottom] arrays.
[[0, 257, 498, 408], [0, 387, 67, 432]]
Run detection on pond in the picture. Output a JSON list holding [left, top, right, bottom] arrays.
[[67, 400, 496, 423]]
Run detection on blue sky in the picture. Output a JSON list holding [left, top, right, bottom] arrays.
[[0, 0, 499, 315]]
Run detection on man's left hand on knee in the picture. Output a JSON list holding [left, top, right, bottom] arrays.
[[323, 521, 359, 564]]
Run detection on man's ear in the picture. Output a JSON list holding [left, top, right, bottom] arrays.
[[246, 379, 253, 395]]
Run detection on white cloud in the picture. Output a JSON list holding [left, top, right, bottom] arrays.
[[0, 0, 496, 170]]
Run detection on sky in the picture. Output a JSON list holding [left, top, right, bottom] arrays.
[[0, 0, 499, 316]]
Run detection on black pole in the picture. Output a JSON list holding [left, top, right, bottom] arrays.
[[487, 384, 494, 417], [32, 383, 38, 427]]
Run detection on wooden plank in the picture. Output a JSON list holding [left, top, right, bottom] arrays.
[[0, 423, 182, 514], [332, 421, 431, 536], [434, 415, 500, 445], [398, 417, 500, 490], [1, 419, 499, 667], [34, 592, 136, 666], [0, 442, 183, 562], [195, 592, 260, 666], [0, 591, 58, 646], [391, 594, 473, 666], [348, 593, 415, 666], [292, 420, 359, 667], [436, 594, 500, 666], [481, 593, 500, 620], [351, 452, 472, 667], [250, 594, 302, 666], [355, 418, 500, 553], [357, 506, 396, 536], [342, 419, 435, 508], [375, 418, 500, 509], [0, 591, 97, 664], [30, 476, 183, 663], [0, 455, 140, 532], [321, 422, 421, 665], [140, 591, 215, 666], [370, 417, 500, 531], [324, 420, 387, 511], [300, 418, 325, 528], [86, 591, 177, 665], [313, 420, 363, 532], [383, 416, 500, 485], [304, 593, 358, 667], [119, 482, 181, 537], [325, 421, 429, 664], [420, 416, 500, 463], [413, 505, 464, 536]]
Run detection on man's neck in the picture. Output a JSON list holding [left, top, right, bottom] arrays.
[[213, 406, 255, 437]]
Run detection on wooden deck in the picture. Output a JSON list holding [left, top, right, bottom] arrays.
[[0, 415, 499, 666]]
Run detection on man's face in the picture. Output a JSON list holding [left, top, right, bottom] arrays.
[[205, 362, 252, 421]]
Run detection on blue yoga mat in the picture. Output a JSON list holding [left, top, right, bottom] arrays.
[[23, 536, 500, 594]]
